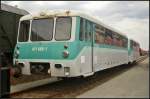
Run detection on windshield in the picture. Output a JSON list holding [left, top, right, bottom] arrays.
[[31, 18, 54, 41], [55, 17, 72, 41], [18, 20, 30, 42], [18, 17, 72, 42]]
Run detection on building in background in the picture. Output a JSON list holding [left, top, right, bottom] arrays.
[[0, 3, 28, 97]]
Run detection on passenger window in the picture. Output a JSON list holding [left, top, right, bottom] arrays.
[[118, 36, 122, 47], [115, 34, 121, 47], [118, 36, 123, 47], [105, 29, 113, 45], [112, 33, 118, 46], [122, 38, 127, 48], [95, 24, 105, 44]]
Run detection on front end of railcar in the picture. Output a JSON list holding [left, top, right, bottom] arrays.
[[13, 11, 82, 77]]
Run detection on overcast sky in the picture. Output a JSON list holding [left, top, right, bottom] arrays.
[[2, 1, 149, 50]]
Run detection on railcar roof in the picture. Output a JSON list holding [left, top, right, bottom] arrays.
[[20, 10, 127, 37], [1, 3, 29, 15]]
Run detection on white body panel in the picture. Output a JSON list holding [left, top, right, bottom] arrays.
[[93, 47, 128, 72], [50, 46, 129, 77], [15, 46, 129, 77], [129, 50, 140, 63]]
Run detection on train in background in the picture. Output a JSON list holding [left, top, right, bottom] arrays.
[[13, 10, 142, 78]]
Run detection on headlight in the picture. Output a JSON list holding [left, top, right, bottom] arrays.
[[16, 50, 20, 55], [15, 60, 19, 65], [15, 50, 20, 58], [63, 50, 69, 58]]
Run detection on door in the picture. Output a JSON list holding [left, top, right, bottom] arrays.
[[79, 18, 94, 75], [90, 22, 94, 73], [84, 20, 94, 74]]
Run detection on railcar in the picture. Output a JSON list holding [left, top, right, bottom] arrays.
[[139, 48, 148, 56], [128, 39, 140, 63], [13, 10, 140, 77]]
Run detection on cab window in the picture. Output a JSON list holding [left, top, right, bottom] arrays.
[[18, 20, 30, 42], [55, 17, 72, 41], [31, 18, 54, 41]]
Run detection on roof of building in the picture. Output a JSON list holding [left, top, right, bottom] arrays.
[[20, 10, 127, 37], [1, 3, 29, 15]]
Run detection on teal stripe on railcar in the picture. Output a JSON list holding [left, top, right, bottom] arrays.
[[16, 42, 79, 60]]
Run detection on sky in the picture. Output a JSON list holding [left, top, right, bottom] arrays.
[[2, 1, 149, 50]]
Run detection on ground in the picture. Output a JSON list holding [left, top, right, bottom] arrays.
[[11, 57, 149, 98], [77, 57, 149, 98]]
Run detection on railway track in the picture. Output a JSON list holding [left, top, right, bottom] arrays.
[[11, 56, 148, 98], [11, 77, 59, 94]]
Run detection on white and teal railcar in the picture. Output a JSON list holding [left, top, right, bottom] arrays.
[[13, 10, 139, 77], [128, 39, 140, 63]]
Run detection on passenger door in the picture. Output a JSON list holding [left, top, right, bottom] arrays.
[[79, 18, 94, 76], [90, 22, 94, 73], [83, 20, 94, 74]]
